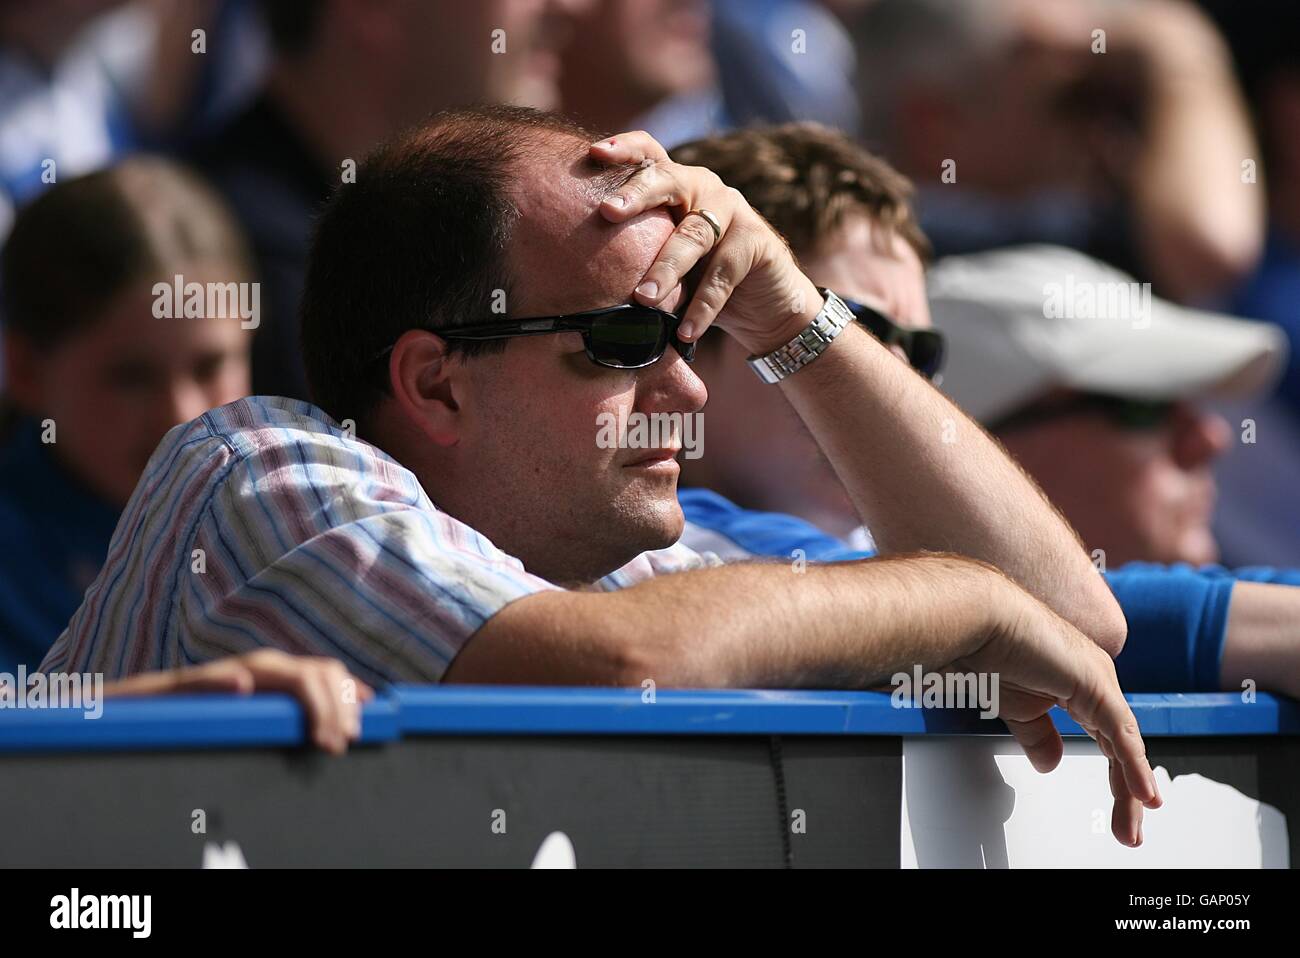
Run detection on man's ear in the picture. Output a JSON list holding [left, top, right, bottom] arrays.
[[2, 329, 45, 414], [388, 329, 463, 447]]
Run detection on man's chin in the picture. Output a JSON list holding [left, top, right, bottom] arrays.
[[612, 498, 687, 557], [639, 504, 686, 553]]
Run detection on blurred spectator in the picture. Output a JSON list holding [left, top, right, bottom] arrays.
[[1181, 3, 1300, 569], [558, 0, 865, 150], [710, 0, 862, 138], [0, 0, 144, 237], [193, 0, 588, 401], [929, 245, 1286, 567], [0, 0, 241, 235], [559, 0, 717, 146], [0, 156, 253, 670], [1197, 3, 1300, 405], [159, 0, 271, 146], [848, 0, 1264, 304]]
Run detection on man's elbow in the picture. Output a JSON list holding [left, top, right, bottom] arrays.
[[1089, 593, 1129, 659]]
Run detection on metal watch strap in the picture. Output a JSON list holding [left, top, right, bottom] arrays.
[[746, 288, 855, 384]]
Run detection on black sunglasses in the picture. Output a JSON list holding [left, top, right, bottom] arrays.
[[988, 393, 1176, 434], [842, 298, 946, 380], [411, 303, 697, 370]]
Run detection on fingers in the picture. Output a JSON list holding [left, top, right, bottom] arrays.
[[236, 651, 362, 755], [590, 134, 724, 228], [104, 659, 255, 697], [107, 650, 369, 755], [632, 206, 734, 308], [1012, 689, 1150, 847], [1014, 703, 1143, 846], [589, 130, 671, 169], [1053, 649, 1162, 847], [1107, 751, 1146, 847], [1004, 712, 1064, 774], [1097, 735, 1145, 847], [301, 664, 350, 756], [589, 139, 742, 338], [678, 248, 750, 340], [996, 640, 1160, 849], [598, 163, 686, 222], [1069, 657, 1161, 810]]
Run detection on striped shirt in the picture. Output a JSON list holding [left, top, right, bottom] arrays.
[[40, 397, 715, 685]]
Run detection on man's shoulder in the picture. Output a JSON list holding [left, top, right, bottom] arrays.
[[55, 396, 439, 679], [152, 395, 411, 499], [161, 394, 364, 458]]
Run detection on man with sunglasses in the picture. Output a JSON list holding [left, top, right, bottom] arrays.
[[669, 124, 1300, 701], [43, 107, 1162, 842]]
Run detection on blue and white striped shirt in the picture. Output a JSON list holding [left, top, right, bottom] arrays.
[[40, 397, 714, 685]]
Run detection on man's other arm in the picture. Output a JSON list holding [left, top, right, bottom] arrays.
[[444, 554, 1160, 845]]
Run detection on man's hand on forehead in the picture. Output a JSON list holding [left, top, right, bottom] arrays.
[[588, 130, 823, 357], [581, 156, 647, 205]]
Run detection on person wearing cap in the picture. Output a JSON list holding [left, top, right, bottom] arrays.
[[671, 124, 1300, 699], [929, 243, 1288, 569]]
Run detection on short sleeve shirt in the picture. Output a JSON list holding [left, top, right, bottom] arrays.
[[40, 397, 716, 685]]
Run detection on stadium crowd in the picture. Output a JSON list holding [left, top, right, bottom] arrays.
[[2, 0, 1300, 847]]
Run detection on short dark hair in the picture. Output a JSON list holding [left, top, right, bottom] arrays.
[[300, 105, 619, 426], [671, 123, 930, 263], [2, 156, 253, 351]]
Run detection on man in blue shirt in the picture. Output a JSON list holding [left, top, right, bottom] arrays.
[[672, 125, 1300, 699]]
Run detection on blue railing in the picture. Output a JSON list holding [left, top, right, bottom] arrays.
[[0, 687, 1296, 752]]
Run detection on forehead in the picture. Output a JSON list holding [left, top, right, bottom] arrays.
[[77, 282, 250, 358], [505, 138, 677, 316]]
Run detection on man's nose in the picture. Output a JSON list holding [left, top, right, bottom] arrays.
[[640, 347, 708, 415], [1171, 402, 1231, 470]]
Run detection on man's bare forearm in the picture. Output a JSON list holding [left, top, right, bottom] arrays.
[[1219, 582, 1300, 701], [446, 545, 1163, 846], [772, 319, 1127, 654], [445, 554, 1010, 687], [1126, 4, 1264, 300]]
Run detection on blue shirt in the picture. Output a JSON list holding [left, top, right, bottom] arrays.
[[678, 487, 1300, 692], [0, 418, 121, 671]]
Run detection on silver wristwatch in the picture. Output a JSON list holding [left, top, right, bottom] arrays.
[[745, 288, 856, 384]]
